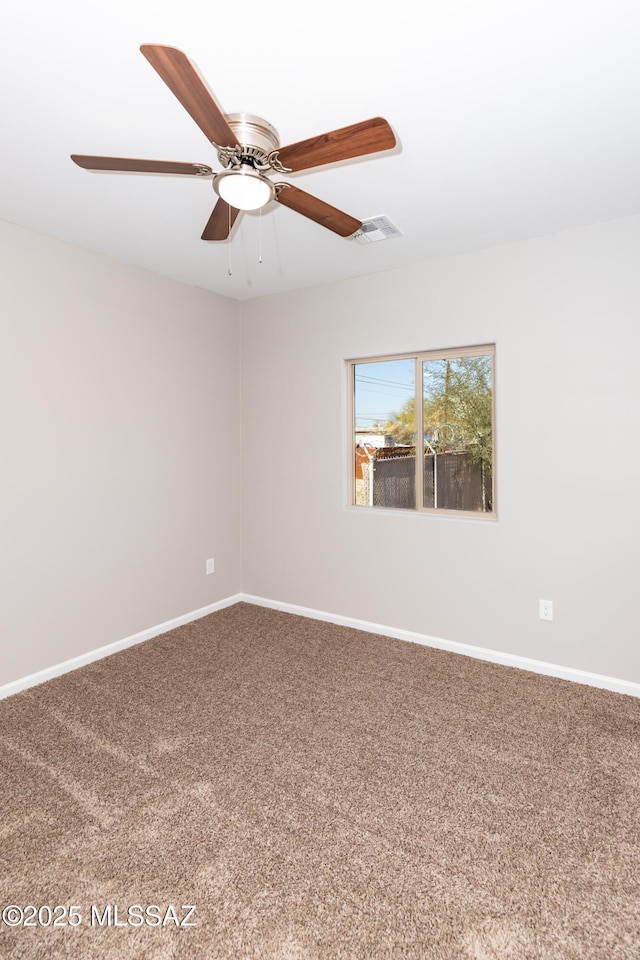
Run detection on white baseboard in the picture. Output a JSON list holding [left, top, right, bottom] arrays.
[[240, 594, 640, 699], [0, 594, 243, 701], [3, 592, 639, 702]]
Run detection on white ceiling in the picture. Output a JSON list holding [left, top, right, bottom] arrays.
[[2, 1, 640, 301]]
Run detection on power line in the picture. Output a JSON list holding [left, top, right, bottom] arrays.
[[355, 374, 414, 390]]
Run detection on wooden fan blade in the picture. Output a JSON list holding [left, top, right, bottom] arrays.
[[201, 199, 240, 240], [275, 184, 361, 237], [140, 44, 239, 148], [276, 117, 396, 173], [71, 155, 213, 176]]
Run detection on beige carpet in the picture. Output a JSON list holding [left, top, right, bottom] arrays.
[[1, 602, 639, 959]]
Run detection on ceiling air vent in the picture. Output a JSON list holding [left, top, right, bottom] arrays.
[[353, 216, 402, 244]]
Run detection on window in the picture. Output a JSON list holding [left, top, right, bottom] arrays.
[[350, 345, 495, 517]]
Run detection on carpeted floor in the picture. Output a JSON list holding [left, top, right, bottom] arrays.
[[1, 602, 639, 959]]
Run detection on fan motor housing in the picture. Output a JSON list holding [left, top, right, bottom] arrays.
[[226, 113, 280, 155]]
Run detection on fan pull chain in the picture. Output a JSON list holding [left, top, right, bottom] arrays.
[[258, 207, 263, 264], [227, 204, 232, 276]]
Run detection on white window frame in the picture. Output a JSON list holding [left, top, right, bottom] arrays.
[[348, 344, 496, 520]]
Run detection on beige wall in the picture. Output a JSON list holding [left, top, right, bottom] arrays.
[[241, 215, 640, 683], [4, 213, 639, 689], [1, 220, 242, 686]]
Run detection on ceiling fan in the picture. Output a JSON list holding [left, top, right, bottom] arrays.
[[71, 45, 397, 241]]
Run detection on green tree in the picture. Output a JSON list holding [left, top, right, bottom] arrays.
[[382, 355, 493, 472], [377, 399, 416, 446]]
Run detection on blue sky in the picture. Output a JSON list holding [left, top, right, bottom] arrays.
[[354, 359, 415, 430]]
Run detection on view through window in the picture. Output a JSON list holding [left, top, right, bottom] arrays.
[[351, 346, 495, 516]]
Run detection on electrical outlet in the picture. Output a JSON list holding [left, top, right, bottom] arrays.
[[539, 599, 553, 621], [206, 558, 215, 575]]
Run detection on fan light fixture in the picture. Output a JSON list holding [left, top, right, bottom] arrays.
[[214, 167, 275, 211]]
